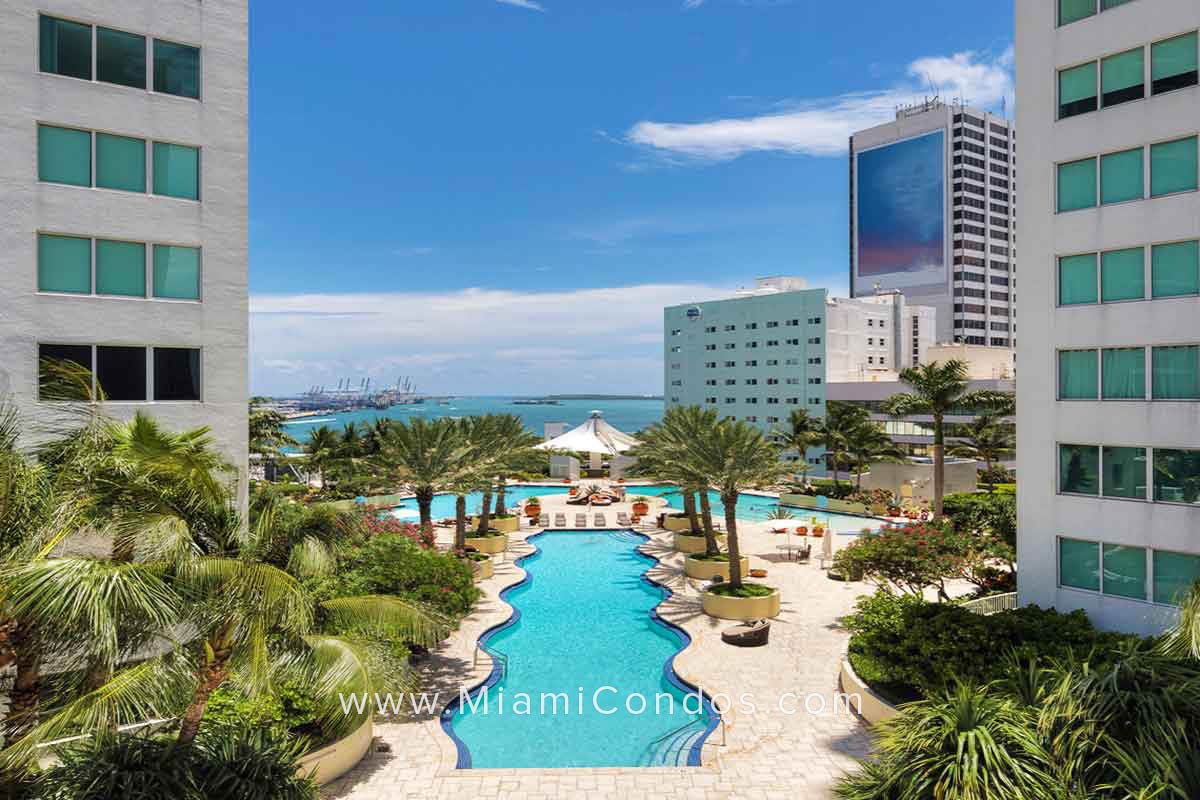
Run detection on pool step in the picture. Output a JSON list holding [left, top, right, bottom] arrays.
[[637, 716, 711, 767]]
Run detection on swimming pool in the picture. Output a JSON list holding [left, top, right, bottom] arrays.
[[631, 486, 884, 533], [386, 486, 571, 521], [442, 530, 716, 768]]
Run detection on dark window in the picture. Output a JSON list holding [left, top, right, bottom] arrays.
[[153, 347, 201, 400], [97, 27, 146, 89], [38, 343, 92, 400], [39, 15, 92, 80], [1151, 33, 1198, 96], [153, 39, 200, 99], [96, 346, 147, 400]]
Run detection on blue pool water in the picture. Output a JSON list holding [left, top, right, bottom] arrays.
[[444, 531, 714, 768], [386, 485, 571, 521], [632, 486, 884, 533]]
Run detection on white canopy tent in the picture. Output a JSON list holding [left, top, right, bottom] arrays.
[[535, 411, 638, 471]]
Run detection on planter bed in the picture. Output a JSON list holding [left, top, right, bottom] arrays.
[[464, 532, 508, 554], [672, 532, 726, 553], [701, 583, 780, 620], [684, 553, 749, 581]]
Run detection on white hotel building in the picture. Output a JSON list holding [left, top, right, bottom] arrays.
[[1017, 0, 1200, 632], [0, 2, 249, 492]]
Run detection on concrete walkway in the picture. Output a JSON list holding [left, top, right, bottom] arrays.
[[323, 493, 878, 799]]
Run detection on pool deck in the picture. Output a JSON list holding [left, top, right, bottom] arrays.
[[323, 491, 885, 800]]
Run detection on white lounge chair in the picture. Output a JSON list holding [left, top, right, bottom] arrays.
[[538, 513, 549, 527], [616, 512, 630, 526], [575, 513, 587, 528], [594, 513, 606, 527], [554, 513, 567, 528]]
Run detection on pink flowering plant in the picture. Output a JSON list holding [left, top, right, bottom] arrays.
[[833, 522, 978, 601]]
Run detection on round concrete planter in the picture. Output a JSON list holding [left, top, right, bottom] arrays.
[[464, 533, 508, 555], [471, 558, 494, 581], [701, 586, 781, 620], [663, 514, 696, 533], [295, 715, 374, 786], [838, 658, 898, 725], [684, 554, 749, 581], [488, 516, 520, 534], [672, 532, 726, 553]]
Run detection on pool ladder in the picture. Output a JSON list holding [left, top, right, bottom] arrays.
[[473, 642, 509, 680], [637, 715, 720, 766]]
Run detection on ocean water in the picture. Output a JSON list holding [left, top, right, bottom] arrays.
[[446, 531, 711, 768], [282, 396, 664, 442]]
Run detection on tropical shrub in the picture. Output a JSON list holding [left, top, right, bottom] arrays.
[[190, 728, 319, 800], [832, 522, 973, 599], [943, 491, 1016, 549], [977, 464, 1013, 487], [203, 681, 323, 741]]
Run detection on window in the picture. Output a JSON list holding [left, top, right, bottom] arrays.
[[39, 15, 92, 80], [153, 39, 200, 99], [1151, 345, 1200, 399], [96, 133, 146, 192], [38, 234, 91, 294], [1059, 62, 1097, 119], [1150, 136, 1198, 197], [1151, 32, 1198, 95], [1058, 158, 1096, 211], [1058, 0, 1094, 26], [1059, 538, 1100, 591], [38, 344, 93, 400], [1103, 446, 1147, 499], [38, 125, 91, 186], [1101, 48, 1144, 107], [1152, 240, 1199, 298], [1060, 445, 1100, 495], [1153, 448, 1200, 504], [97, 27, 146, 89], [1101, 347, 1145, 399], [96, 239, 146, 297], [1154, 551, 1200, 605], [1100, 148, 1143, 205], [1102, 543, 1147, 599], [1060, 254, 1098, 306], [1101, 247, 1143, 302], [152, 142, 199, 200], [153, 348, 201, 401], [96, 346, 146, 401], [1058, 349, 1098, 399]]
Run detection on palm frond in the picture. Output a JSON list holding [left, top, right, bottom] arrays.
[[319, 595, 449, 647]]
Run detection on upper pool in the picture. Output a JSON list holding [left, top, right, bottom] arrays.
[[386, 485, 571, 521], [631, 486, 883, 533], [443, 530, 715, 768]]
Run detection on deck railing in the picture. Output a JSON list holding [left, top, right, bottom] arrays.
[[959, 592, 1018, 616]]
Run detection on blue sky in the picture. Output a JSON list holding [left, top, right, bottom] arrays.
[[249, 0, 1014, 396]]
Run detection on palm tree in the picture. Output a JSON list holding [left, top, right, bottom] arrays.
[[771, 408, 824, 483], [248, 397, 297, 467], [819, 401, 870, 490], [685, 420, 788, 588], [482, 415, 541, 524], [302, 425, 340, 490], [882, 360, 1013, 519], [378, 417, 468, 533], [844, 420, 905, 490], [947, 412, 1015, 474]]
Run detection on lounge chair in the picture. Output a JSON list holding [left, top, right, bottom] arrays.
[[616, 512, 630, 526], [575, 514, 587, 528], [553, 513, 567, 528], [594, 513, 606, 527], [538, 513, 549, 527], [721, 619, 770, 648]]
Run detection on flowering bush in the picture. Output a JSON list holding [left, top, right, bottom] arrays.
[[833, 522, 974, 600], [363, 516, 435, 549], [846, 488, 896, 508]]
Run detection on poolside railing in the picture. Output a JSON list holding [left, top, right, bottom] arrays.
[[639, 715, 713, 766], [473, 641, 509, 680], [959, 592, 1018, 616]]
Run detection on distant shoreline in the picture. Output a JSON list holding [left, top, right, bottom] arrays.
[[542, 394, 663, 401]]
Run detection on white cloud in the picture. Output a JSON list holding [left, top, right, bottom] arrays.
[[496, 0, 545, 11], [250, 283, 731, 396], [626, 48, 1013, 162]]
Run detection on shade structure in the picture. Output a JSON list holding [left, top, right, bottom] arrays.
[[534, 410, 638, 455]]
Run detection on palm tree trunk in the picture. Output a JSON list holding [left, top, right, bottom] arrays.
[[723, 494, 742, 589], [477, 490, 493, 534], [415, 486, 435, 534], [177, 655, 230, 746], [932, 413, 945, 520], [494, 477, 506, 515], [697, 491, 719, 557], [454, 495, 467, 550], [3, 636, 40, 742], [682, 491, 701, 534]]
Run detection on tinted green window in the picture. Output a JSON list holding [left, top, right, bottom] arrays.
[[38, 125, 91, 186], [152, 143, 199, 200], [1059, 0, 1095, 27], [1152, 345, 1200, 399], [1102, 347, 1145, 399], [1059, 349, 1098, 399], [153, 245, 200, 300], [1100, 0, 1133, 7], [95, 133, 145, 193], [153, 39, 200, 99], [39, 15, 91, 80], [1152, 240, 1200, 298], [1103, 446, 1146, 499], [1101, 48, 1144, 107], [1101, 247, 1143, 302], [1060, 538, 1099, 591], [96, 27, 145, 89], [1059, 62, 1098, 118], [1058, 158, 1096, 212], [1060, 444, 1100, 495], [1154, 550, 1200, 605], [1060, 253, 1098, 305], [1153, 449, 1200, 504], [1102, 543, 1146, 599], [1150, 136, 1198, 197], [1152, 32, 1198, 95], [95, 240, 145, 297], [1100, 148, 1143, 205], [38, 234, 91, 294]]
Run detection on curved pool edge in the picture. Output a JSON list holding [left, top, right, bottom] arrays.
[[437, 528, 721, 770]]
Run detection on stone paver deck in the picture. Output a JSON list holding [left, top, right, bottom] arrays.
[[324, 489, 880, 799]]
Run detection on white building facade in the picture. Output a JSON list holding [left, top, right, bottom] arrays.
[[850, 101, 1016, 348], [1017, 0, 1200, 633], [0, 2, 249, 492], [825, 292, 937, 383]]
